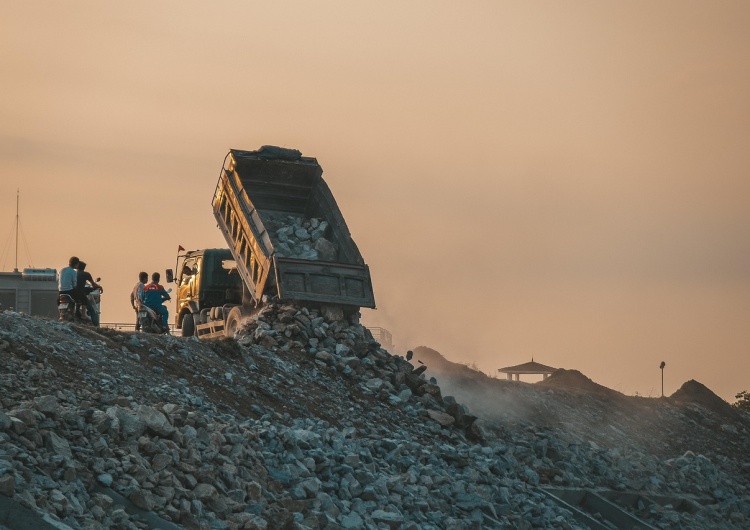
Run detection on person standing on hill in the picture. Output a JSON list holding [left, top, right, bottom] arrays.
[[74, 261, 102, 326], [130, 271, 148, 331], [58, 256, 79, 298], [142, 272, 171, 332]]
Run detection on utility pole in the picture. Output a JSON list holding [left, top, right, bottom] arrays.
[[660, 361, 666, 397], [14, 189, 19, 272]]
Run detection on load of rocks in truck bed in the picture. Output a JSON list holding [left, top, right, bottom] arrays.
[[263, 214, 339, 262]]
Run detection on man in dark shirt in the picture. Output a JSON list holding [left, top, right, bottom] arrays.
[[74, 261, 102, 326]]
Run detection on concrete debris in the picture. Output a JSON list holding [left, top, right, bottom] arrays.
[[0, 308, 748, 530], [264, 213, 339, 261]]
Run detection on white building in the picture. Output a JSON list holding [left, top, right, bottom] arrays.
[[0, 268, 58, 318]]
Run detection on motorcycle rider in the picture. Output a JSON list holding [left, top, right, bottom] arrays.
[[58, 256, 79, 300], [130, 271, 148, 331], [74, 261, 102, 326], [142, 272, 171, 332]]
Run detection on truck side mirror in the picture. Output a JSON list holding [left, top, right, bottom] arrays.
[[165, 269, 174, 283]]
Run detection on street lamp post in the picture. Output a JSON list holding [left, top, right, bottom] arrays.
[[660, 361, 666, 397]]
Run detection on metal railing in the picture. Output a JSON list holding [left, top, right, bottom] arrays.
[[366, 326, 393, 349], [101, 322, 175, 332], [103, 322, 379, 342]]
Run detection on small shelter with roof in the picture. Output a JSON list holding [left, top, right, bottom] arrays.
[[498, 358, 557, 381]]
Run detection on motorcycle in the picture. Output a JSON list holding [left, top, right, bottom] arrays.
[[57, 293, 77, 321], [137, 288, 172, 334], [58, 278, 103, 324], [79, 284, 103, 325]]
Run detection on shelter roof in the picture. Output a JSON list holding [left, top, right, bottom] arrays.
[[498, 360, 557, 374]]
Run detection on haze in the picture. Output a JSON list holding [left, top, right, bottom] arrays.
[[2, 2, 749, 401]]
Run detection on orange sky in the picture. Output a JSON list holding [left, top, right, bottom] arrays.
[[2, 2, 749, 401]]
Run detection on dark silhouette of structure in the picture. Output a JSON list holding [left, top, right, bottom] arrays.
[[498, 359, 557, 381]]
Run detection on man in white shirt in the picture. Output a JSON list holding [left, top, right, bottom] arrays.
[[58, 256, 79, 298], [130, 271, 148, 331]]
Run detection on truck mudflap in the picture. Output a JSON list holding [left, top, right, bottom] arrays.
[[273, 257, 376, 309]]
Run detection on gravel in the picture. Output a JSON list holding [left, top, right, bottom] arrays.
[[0, 308, 748, 529]]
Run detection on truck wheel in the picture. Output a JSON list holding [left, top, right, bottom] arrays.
[[181, 313, 195, 337], [225, 307, 243, 338]]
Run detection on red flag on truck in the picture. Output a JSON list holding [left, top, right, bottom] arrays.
[[178, 245, 185, 252]]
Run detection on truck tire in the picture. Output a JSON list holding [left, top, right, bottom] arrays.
[[225, 307, 243, 338], [181, 313, 195, 337]]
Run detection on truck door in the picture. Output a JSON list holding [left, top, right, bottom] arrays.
[[178, 257, 198, 307]]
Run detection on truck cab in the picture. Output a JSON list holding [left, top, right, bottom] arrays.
[[170, 248, 243, 336]]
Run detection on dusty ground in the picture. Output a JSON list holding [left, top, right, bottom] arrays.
[[12, 318, 745, 464], [1, 312, 749, 529], [410, 346, 750, 477]]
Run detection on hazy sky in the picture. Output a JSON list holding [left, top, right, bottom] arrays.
[[2, 2, 749, 401]]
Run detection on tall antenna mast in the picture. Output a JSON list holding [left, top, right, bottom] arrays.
[[14, 189, 19, 272]]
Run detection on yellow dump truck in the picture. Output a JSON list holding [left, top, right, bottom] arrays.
[[169, 146, 376, 338]]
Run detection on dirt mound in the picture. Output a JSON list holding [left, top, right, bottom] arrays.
[[411, 345, 449, 367], [670, 379, 737, 418], [537, 368, 623, 398], [2, 314, 749, 529], [411, 346, 489, 382]]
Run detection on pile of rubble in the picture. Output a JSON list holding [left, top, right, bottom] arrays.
[[264, 214, 339, 261], [410, 346, 750, 529], [0, 308, 749, 530], [237, 304, 475, 429]]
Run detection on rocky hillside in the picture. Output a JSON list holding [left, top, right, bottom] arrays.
[[410, 347, 749, 461], [0, 309, 748, 530]]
